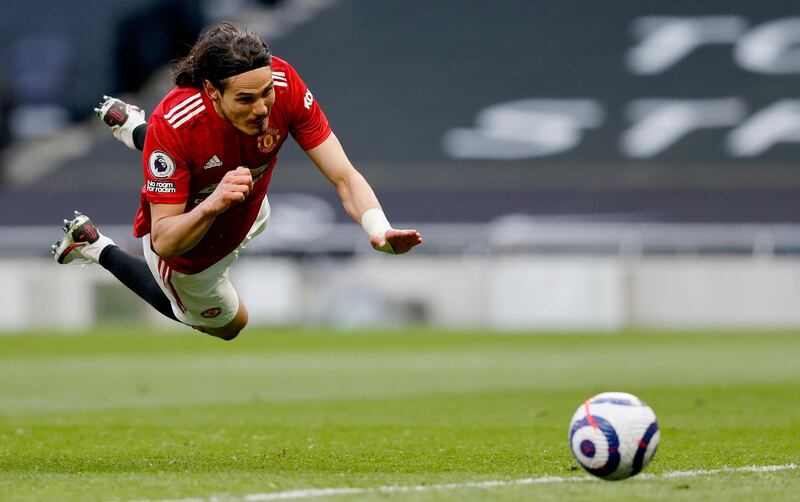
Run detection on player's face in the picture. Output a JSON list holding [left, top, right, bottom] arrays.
[[205, 66, 276, 136]]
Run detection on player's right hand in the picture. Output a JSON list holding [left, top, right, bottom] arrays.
[[202, 167, 253, 214]]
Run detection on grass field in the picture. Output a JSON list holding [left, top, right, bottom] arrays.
[[0, 327, 798, 501]]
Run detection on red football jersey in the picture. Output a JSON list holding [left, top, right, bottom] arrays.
[[134, 57, 332, 274]]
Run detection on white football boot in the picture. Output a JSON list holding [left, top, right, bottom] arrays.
[[94, 95, 146, 150], [52, 211, 115, 265]]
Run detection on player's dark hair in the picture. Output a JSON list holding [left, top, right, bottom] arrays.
[[173, 22, 271, 92]]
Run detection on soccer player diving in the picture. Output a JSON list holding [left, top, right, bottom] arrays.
[[52, 22, 422, 340]]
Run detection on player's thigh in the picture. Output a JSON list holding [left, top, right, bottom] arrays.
[[169, 262, 241, 328], [199, 295, 249, 340], [141, 235, 241, 328]]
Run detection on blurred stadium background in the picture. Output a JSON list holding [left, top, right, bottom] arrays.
[[2, 0, 800, 332]]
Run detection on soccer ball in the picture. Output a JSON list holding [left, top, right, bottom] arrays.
[[568, 392, 660, 480]]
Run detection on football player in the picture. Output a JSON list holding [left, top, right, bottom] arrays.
[[53, 22, 422, 340]]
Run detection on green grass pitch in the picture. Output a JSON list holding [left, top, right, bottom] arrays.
[[1, 327, 798, 501]]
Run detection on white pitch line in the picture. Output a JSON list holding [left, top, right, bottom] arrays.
[[132, 463, 797, 502], [636, 463, 797, 480]]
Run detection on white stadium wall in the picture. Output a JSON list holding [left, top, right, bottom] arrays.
[[3, 256, 800, 332], [0, 260, 98, 330], [486, 258, 626, 331], [629, 257, 800, 329]]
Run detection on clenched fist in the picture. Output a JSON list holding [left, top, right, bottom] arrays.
[[202, 166, 254, 215]]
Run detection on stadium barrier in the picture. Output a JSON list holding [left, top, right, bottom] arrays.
[[4, 218, 800, 331]]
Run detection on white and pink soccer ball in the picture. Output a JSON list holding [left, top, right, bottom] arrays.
[[568, 392, 660, 480]]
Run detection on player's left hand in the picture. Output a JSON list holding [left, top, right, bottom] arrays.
[[370, 229, 422, 254]]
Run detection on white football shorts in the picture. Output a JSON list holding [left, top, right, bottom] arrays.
[[142, 196, 271, 328]]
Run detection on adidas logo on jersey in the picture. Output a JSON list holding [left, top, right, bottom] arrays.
[[203, 155, 223, 170]]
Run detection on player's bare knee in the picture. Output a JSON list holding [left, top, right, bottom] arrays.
[[217, 320, 247, 341], [216, 329, 241, 341], [199, 299, 248, 341], [210, 311, 248, 341]]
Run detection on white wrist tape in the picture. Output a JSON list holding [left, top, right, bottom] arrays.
[[361, 208, 394, 253], [360, 208, 392, 237]]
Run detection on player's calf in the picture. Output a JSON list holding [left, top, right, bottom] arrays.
[[52, 211, 180, 322]]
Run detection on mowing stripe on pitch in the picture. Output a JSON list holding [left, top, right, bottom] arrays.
[[133, 463, 797, 502]]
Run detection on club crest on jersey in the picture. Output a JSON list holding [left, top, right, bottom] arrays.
[[257, 127, 281, 153], [148, 150, 176, 179]]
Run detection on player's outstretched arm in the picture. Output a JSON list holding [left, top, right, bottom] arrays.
[[95, 96, 148, 151], [305, 133, 422, 254]]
